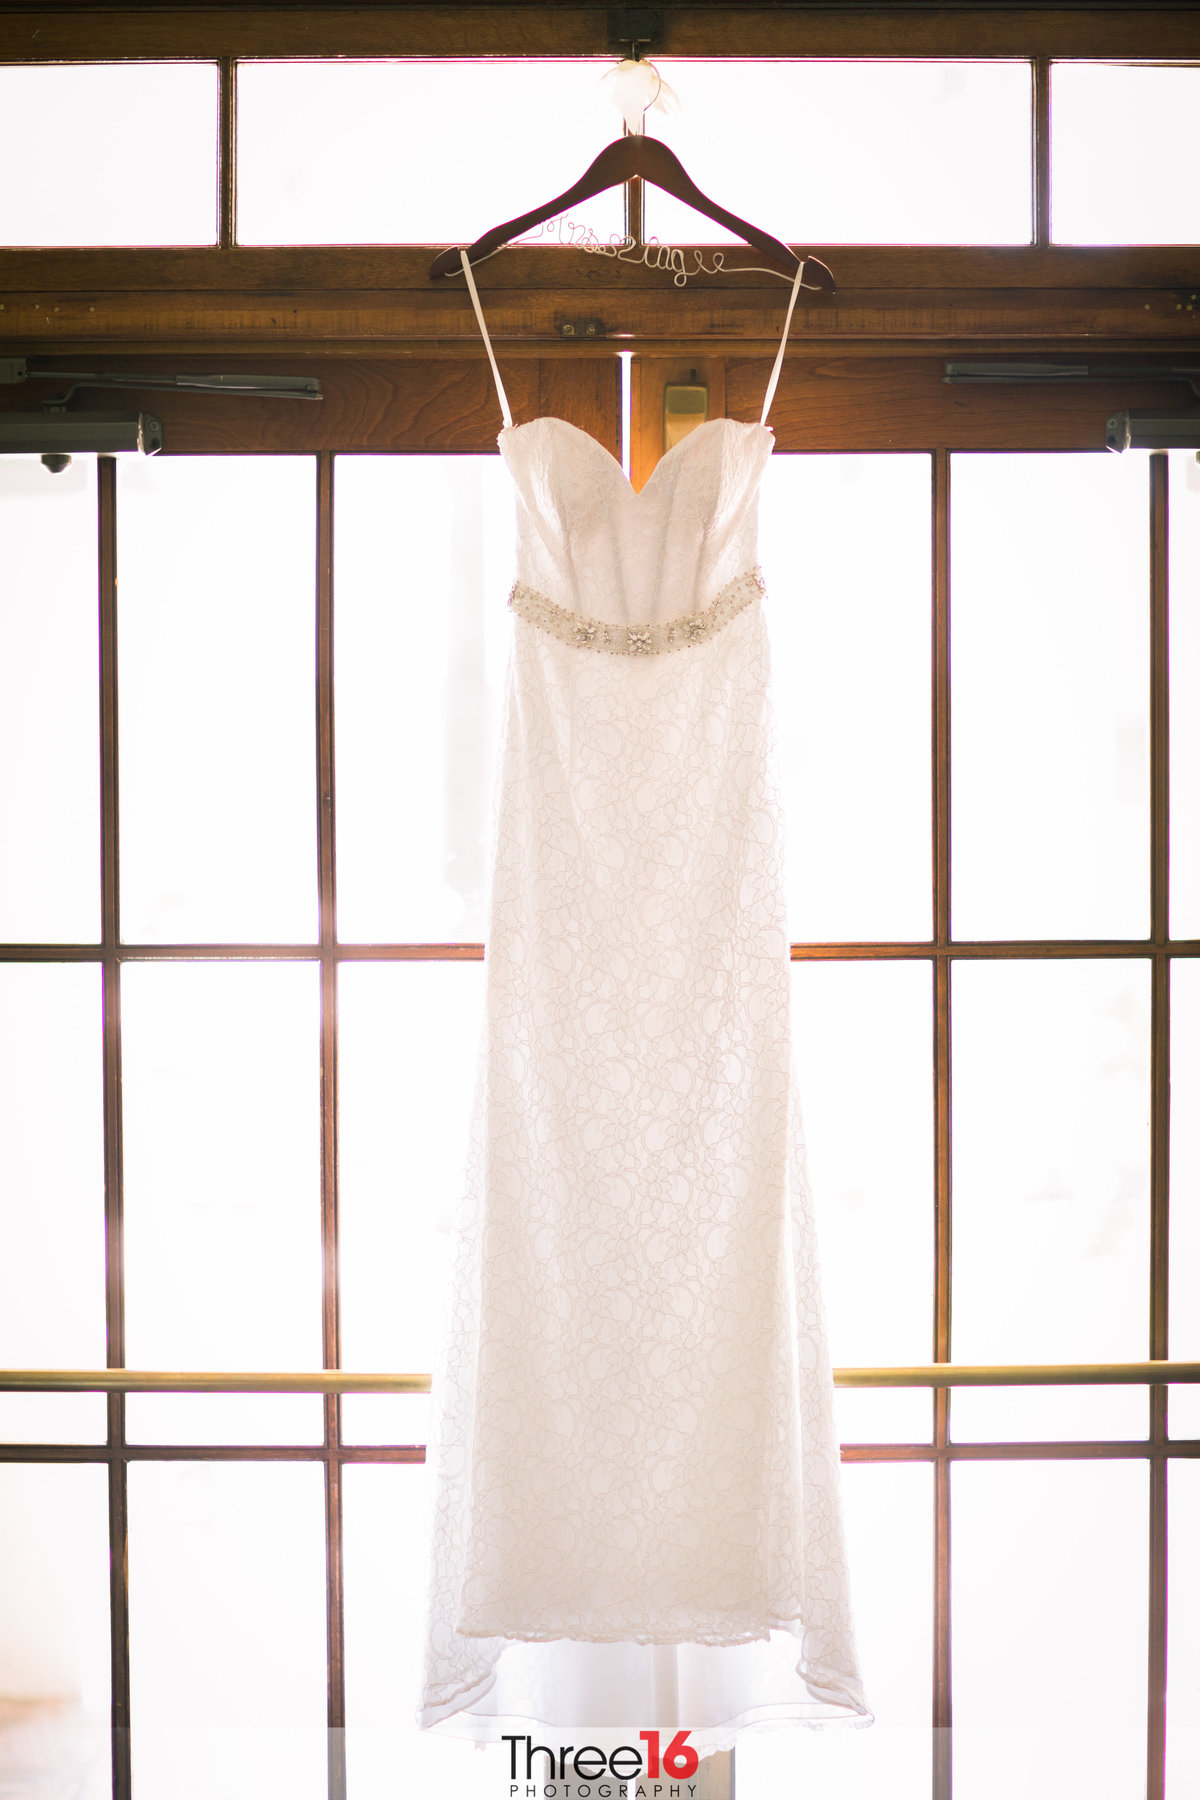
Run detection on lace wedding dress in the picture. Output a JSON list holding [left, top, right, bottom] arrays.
[[418, 255, 870, 1753]]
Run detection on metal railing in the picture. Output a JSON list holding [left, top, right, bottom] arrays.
[[3, 1362, 1198, 1393]]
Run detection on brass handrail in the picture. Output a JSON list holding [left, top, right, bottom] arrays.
[[1, 1362, 1198, 1394]]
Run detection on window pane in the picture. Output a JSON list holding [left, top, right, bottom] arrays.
[[1170, 450, 1200, 937], [0, 1465, 111, 1799], [0, 457, 99, 943], [121, 963, 323, 1446], [646, 62, 1031, 246], [951, 1385, 1146, 1444], [0, 964, 107, 1445], [737, 1464, 932, 1800], [334, 457, 513, 943], [762, 456, 931, 942], [1170, 960, 1200, 1440], [794, 962, 933, 1445], [124, 1392, 324, 1450], [833, 1389, 932, 1447], [951, 455, 1150, 939], [952, 1461, 1147, 1800], [237, 61, 624, 246], [117, 457, 317, 943], [341, 1393, 431, 1451], [0, 64, 217, 246], [1052, 64, 1200, 245], [951, 961, 1150, 1441], [344, 1465, 503, 1799], [1168, 1461, 1200, 1798], [338, 961, 484, 1437], [128, 1463, 326, 1800]]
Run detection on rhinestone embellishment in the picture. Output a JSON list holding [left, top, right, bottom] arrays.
[[509, 567, 765, 657]]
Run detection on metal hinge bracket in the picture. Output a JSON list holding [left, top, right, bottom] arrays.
[[607, 8, 662, 54]]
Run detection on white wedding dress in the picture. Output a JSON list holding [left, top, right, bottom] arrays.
[[419, 255, 870, 1753]]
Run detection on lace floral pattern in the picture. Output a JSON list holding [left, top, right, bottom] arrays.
[[509, 567, 766, 656], [421, 418, 869, 1748]]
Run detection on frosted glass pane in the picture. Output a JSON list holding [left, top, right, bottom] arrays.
[[1168, 1387, 1200, 1442], [0, 457, 99, 942], [338, 962, 484, 1382], [951, 1384, 1146, 1444], [334, 457, 513, 942], [0, 965, 107, 1445], [1170, 961, 1200, 1440], [833, 1389, 932, 1446], [117, 458, 317, 944], [129, 1463, 326, 1800], [794, 963, 934, 1375], [951, 455, 1150, 939], [1053, 65, 1200, 245], [646, 62, 1031, 246], [343, 1464, 521, 1799], [738, 1464, 932, 1800], [953, 1461, 1147, 1800], [0, 1465, 111, 1799], [763, 456, 931, 942], [952, 960, 1150, 1439], [1167, 1462, 1200, 1798], [1170, 451, 1200, 936], [0, 64, 217, 246], [125, 1393, 324, 1449], [237, 62, 624, 247], [121, 963, 323, 1446], [0, 1393, 107, 1447], [341, 1393, 431, 1448]]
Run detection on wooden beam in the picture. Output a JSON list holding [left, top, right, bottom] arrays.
[[2, 289, 1199, 353], [3, 245, 1200, 292], [2, 6, 1200, 62], [0, 351, 1185, 452]]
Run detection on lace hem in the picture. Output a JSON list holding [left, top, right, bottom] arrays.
[[509, 567, 765, 656]]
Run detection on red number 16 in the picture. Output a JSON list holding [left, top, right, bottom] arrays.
[[639, 1730, 700, 1779]]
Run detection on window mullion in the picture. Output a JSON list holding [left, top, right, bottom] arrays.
[[1033, 55, 1052, 248], [99, 451, 133, 1800], [1147, 449, 1171, 1800], [316, 449, 347, 1799]]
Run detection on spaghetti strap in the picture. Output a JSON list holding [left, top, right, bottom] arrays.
[[460, 248, 514, 430], [760, 256, 808, 428]]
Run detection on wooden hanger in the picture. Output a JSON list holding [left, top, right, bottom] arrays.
[[428, 134, 835, 292]]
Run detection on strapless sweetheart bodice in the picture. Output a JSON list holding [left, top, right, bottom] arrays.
[[500, 415, 774, 631]]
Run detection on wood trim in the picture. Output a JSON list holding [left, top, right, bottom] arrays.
[[98, 455, 132, 1800], [0, 355, 627, 452], [932, 449, 953, 1798], [4, 246, 1200, 292], [2, 7, 1200, 62], [315, 449, 348, 1800], [3, 938, 1200, 962], [4, 286, 1199, 355], [1147, 453, 1170, 1800], [2, 1439, 1198, 1464], [217, 55, 236, 251], [4, 246, 1198, 354], [2, 353, 1197, 453], [1032, 55, 1052, 248]]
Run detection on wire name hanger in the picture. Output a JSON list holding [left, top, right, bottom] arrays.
[[429, 133, 835, 292]]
